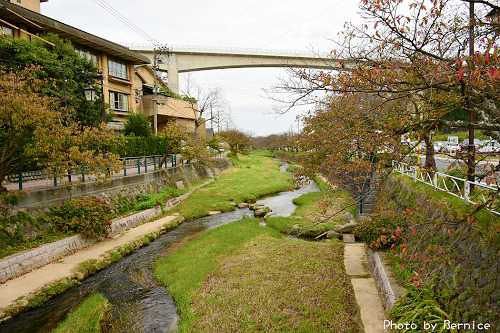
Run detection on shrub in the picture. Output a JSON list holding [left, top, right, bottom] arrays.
[[49, 196, 114, 238], [112, 135, 168, 157], [123, 110, 151, 137], [354, 212, 406, 248]]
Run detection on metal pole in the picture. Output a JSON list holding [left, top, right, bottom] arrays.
[[100, 73, 106, 123], [62, 62, 68, 116], [153, 49, 158, 135], [18, 167, 22, 191], [468, 2, 476, 189]]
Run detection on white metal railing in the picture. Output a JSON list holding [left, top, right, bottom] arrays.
[[393, 161, 500, 215]]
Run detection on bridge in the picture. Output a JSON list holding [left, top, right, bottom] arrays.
[[128, 45, 350, 93]]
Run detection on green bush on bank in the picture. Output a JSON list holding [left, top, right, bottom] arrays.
[[49, 196, 114, 238]]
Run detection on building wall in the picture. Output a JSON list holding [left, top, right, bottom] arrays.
[[7, 0, 47, 13], [141, 95, 199, 134]]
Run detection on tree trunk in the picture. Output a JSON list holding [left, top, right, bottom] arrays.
[[423, 134, 437, 172]]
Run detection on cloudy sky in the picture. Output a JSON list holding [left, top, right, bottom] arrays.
[[42, 0, 362, 136]]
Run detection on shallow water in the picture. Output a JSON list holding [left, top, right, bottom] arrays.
[[257, 160, 320, 217]]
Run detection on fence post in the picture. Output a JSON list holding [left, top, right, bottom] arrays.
[[123, 159, 127, 177], [413, 167, 417, 182], [138, 158, 141, 174], [464, 181, 470, 203], [82, 166, 85, 183], [153, 156, 157, 171], [18, 167, 22, 191], [433, 172, 438, 188], [54, 168, 57, 187], [145, 156, 148, 173]]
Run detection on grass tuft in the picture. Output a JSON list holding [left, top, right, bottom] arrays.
[[51, 293, 109, 333]]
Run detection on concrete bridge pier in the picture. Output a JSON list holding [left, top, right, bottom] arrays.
[[167, 53, 180, 93]]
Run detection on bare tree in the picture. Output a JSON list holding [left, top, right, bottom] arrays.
[[181, 74, 230, 135]]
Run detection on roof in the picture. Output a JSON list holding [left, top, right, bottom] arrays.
[[0, 0, 150, 64]]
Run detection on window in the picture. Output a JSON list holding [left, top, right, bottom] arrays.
[[75, 47, 98, 66], [109, 91, 129, 111], [108, 59, 127, 79], [0, 23, 13, 37]]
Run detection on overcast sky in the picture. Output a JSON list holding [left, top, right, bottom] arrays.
[[42, 0, 361, 136]]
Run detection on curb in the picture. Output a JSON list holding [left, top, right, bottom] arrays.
[[366, 245, 397, 311]]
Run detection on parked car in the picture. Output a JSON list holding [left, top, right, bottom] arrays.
[[478, 140, 500, 154], [433, 141, 446, 153], [459, 139, 482, 153]]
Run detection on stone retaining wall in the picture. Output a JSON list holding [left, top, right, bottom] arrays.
[[0, 234, 93, 283], [9, 159, 230, 218], [378, 176, 499, 329]]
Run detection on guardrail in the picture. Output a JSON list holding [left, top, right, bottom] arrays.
[[392, 161, 500, 216], [7, 154, 184, 191]]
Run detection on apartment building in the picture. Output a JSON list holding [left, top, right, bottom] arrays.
[[0, 0, 201, 133]]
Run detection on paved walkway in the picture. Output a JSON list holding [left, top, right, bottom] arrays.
[[344, 242, 387, 333], [0, 215, 178, 311]]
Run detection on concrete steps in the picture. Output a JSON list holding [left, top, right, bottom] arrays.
[[358, 174, 381, 216]]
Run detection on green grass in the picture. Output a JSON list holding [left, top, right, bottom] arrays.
[[168, 153, 295, 220], [391, 172, 494, 223], [51, 293, 109, 333], [155, 218, 361, 332], [131, 187, 188, 211], [267, 176, 356, 237]]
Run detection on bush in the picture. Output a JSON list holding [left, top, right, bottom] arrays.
[[49, 196, 114, 238], [354, 212, 406, 248], [123, 110, 151, 137], [111, 135, 170, 157]]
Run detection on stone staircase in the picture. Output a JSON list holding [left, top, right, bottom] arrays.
[[358, 173, 381, 218]]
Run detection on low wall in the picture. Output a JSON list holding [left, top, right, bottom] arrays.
[[9, 159, 230, 218], [377, 176, 499, 329]]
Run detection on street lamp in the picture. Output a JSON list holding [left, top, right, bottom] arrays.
[[83, 80, 96, 102], [85, 73, 107, 123]]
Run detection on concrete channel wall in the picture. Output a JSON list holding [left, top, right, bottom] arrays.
[[0, 160, 230, 283]]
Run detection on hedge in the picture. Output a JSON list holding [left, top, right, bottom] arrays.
[[111, 135, 180, 157]]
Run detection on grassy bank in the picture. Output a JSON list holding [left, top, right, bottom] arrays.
[[154, 153, 361, 331], [267, 176, 356, 237], [167, 153, 295, 220], [51, 293, 109, 333], [155, 218, 361, 332]]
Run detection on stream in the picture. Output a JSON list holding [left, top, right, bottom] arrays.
[[0, 161, 319, 333]]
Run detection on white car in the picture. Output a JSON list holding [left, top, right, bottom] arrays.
[[478, 140, 500, 154]]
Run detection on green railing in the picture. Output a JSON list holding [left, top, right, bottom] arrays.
[[7, 154, 183, 190]]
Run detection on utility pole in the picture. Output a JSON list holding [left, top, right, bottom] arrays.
[[217, 108, 220, 133], [62, 62, 68, 116], [468, 1, 476, 189], [153, 48, 158, 135], [210, 105, 214, 134]]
